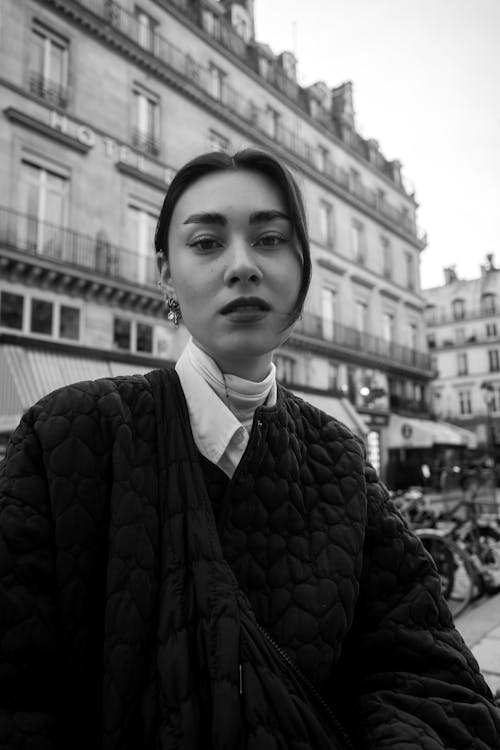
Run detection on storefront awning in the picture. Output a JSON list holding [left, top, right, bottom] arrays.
[[292, 389, 368, 439], [388, 413, 477, 449], [0, 344, 155, 433]]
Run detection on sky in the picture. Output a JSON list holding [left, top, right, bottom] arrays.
[[253, 0, 500, 290]]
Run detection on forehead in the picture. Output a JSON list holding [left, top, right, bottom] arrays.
[[171, 169, 287, 222]]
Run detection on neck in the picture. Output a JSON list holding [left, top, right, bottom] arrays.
[[193, 340, 273, 381]]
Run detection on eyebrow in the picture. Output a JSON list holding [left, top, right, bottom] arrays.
[[182, 210, 291, 226]]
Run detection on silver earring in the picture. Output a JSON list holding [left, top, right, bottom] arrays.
[[157, 280, 181, 327]]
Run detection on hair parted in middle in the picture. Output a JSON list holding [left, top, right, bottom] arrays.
[[154, 148, 311, 327]]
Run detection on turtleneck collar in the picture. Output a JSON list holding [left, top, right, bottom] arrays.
[[175, 337, 277, 477]]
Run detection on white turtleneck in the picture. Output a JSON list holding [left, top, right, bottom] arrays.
[[175, 337, 277, 478]]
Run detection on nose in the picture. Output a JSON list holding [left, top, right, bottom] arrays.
[[223, 238, 263, 287]]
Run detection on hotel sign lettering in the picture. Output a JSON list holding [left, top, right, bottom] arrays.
[[49, 110, 174, 185]]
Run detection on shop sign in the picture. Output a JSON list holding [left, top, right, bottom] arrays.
[[364, 413, 389, 427], [49, 110, 174, 186]]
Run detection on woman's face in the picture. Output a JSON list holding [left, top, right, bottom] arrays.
[[165, 169, 303, 380]]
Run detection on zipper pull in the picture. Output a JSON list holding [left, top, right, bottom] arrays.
[[239, 663, 243, 695]]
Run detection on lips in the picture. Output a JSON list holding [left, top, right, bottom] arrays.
[[220, 297, 271, 315]]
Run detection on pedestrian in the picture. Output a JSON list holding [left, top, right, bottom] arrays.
[[1, 149, 499, 749]]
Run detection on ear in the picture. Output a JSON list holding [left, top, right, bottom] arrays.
[[157, 253, 177, 298]]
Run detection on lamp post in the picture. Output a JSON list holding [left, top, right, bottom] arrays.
[[480, 380, 497, 509]]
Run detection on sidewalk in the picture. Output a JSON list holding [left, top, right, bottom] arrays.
[[456, 593, 500, 694]]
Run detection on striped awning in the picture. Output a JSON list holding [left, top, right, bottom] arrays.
[[0, 344, 155, 433]]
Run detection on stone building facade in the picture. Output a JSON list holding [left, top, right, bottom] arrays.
[[422, 257, 500, 460], [0, 0, 438, 478]]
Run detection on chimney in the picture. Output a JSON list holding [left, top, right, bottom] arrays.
[[443, 266, 457, 285]]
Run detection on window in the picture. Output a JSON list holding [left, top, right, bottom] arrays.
[[482, 293, 496, 315], [351, 220, 365, 264], [266, 106, 280, 139], [455, 327, 465, 344], [135, 7, 158, 52], [30, 298, 53, 335], [452, 298, 465, 320], [349, 168, 361, 193], [318, 200, 333, 247], [318, 145, 329, 173], [405, 252, 415, 290], [59, 305, 80, 340], [137, 322, 153, 353], [457, 352, 468, 375], [274, 354, 295, 383], [113, 317, 132, 350], [209, 63, 226, 101], [486, 322, 498, 338], [321, 287, 336, 340], [327, 361, 338, 391], [19, 160, 68, 256], [355, 300, 367, 333], [0, 291, 24, 329], [425, 304, 437, 324], [29, 21, 68, 106], [458, 390, 472, 415], [127, 205, 157, 285], [208, 129, 230, 153], [381, 236, 392, 278], [427, 333, 436, 349], [382, 312, 394, 343], [408, 322, 417, 350], [132, 86, 160, 155], [489, 349, 500, 372]]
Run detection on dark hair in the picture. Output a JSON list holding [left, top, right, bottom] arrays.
[[154, 148, 311, 325]]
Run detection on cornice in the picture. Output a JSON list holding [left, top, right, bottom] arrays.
[[4, 106, 90, 153]]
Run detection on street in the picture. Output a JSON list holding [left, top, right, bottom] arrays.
[[456, 591, 500, 695]]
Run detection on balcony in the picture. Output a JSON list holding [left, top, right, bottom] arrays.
[[63, 0, 422, 243], [293, 311, 433, 372], [426, 306, 498, 326], [0, 206, 157, 289], [29, 72, 68, 107], [131, 129, 160, 157]]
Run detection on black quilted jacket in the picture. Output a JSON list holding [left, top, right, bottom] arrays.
[[0, 368, 499, 749]]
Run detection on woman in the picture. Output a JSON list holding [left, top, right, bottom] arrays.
[[0, 149, 499, 750]]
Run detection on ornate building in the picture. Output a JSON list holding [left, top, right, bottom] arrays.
[[0, 0, 438, 478], [422, 257, 500, 462]]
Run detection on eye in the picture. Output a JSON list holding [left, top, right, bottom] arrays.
[[252, 233, 287, 248], [187, 236, 222, 252]]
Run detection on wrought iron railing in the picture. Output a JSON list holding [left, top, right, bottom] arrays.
[[0, 206, 157, 288], [29, 72, 68, 107], [426, 306, 498, 326], [64, 0, 425, 242], [131, 129, 160, 156], [294, 312, 432, 371]]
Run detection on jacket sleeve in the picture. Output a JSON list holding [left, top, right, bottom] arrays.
[[0, 407, 58, 749], [334, 460, 500, 750]]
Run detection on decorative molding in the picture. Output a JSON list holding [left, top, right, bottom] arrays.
[[116, 161, 170, 192], [3, 107, 90, 153], [380, 288, 401, 302], [404, 299, 424, 313], [350, 274, 375, 290], [317, 258, 346, 275]]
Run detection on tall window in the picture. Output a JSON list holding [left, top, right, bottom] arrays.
[[274, 354, 295, 383], [30, 21, 68, 106], [455, 327, 465, 344], [318, 145, 329, 173], [486, 322, 498, 338], [318, 200, 333, 247], [452, 298, 465, 320], [135, 7, 158, 52], [351, 220, 365, 264], [0, 291, 24, 330], [489, 349, 500, 372], [482, 293, 496, 315], [266, 106, 280, 139], [408, 322, 418, 350], [327, 361, 338, 391], [405, 252, 415, 290], [113, 317, 132, 350], [19, 160, 68, 256], [30, 298, 53, 335], [132, 87, 160, 155], [355, 300, 367, 333], [209, 63, 226, 101], [458, 390, 472, 415], [381, 236, 392, 278], [321, 288, 336, 340], [382, 312, 394, 343], [457, 352, 468, 375], [127, 205, 157, 284]]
